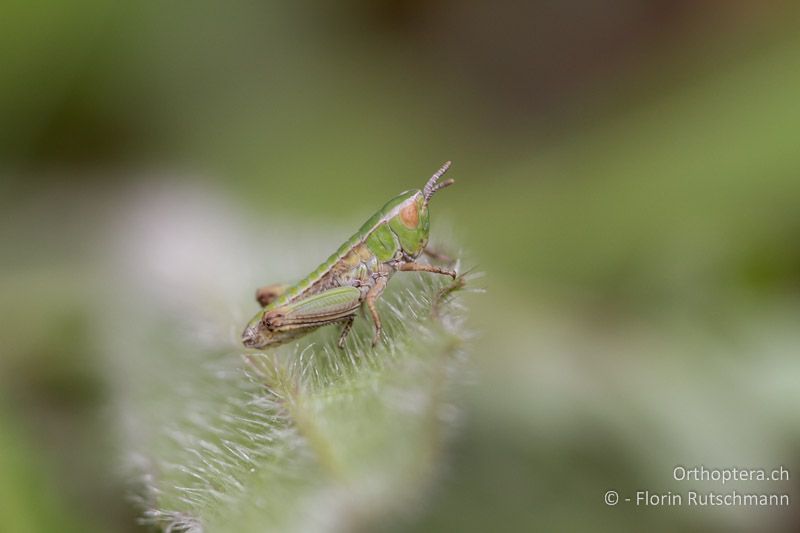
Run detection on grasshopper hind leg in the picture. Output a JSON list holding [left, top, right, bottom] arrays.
[[337, 316, 355, 349], [254, 286, 363, 349]]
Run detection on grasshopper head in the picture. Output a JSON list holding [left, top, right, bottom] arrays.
[[389, 161, 454, 258]]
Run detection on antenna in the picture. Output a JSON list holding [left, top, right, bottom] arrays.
[[423, 161, 455, 203]]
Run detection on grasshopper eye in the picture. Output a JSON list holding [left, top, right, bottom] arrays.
[[399, 202, 419, 228]]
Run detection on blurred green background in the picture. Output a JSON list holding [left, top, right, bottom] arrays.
[[2, 1, 800, 531]]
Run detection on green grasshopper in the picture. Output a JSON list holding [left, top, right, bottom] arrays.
[[242, 161, 458, 350]]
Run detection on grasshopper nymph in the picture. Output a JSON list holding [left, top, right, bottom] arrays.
[[242, 161, 458, 350]]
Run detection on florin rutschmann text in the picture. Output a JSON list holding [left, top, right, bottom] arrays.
[[604, 465, 790, 508]]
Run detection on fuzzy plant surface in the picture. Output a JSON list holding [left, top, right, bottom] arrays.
[[102, 186, 473, 533]]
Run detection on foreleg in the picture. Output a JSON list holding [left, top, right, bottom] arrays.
[[397, 262, 457, 279]]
